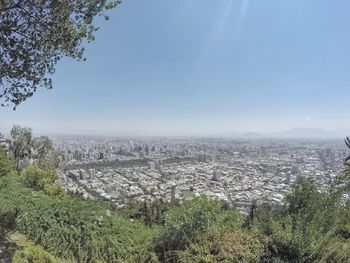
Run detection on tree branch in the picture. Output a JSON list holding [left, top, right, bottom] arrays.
[[0, 0, 21, 12]]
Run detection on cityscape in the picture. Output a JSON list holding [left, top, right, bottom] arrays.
[[2, 0, 350, 261], [56, 136, 348, 213]]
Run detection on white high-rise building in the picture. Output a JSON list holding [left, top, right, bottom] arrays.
[[149, 161, 156, 170], [129, 141, 135, 151], [88, 169, 96, 179]]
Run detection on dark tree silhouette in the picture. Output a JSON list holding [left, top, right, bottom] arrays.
[[345, 137, 350, 164]]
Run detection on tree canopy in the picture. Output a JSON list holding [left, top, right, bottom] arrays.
[[9, 125, 32, 170], [0, 0, 120, 108], [0, 145, 14, 178]]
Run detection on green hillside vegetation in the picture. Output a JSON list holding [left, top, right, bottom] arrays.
[[0, 130, 350, 262], [0, 171, 157, 262]]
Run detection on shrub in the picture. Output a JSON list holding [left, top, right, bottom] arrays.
[[13, 244, 59, 263], [159, 196, 222, 251], [21, 165, 56, 191], [0, 146, 15, 178], [178, 228, 264, 263]]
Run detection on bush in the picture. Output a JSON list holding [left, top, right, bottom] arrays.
[[0, 146, 15, 178], [178, 228, 264, 263], [220, 209, 245, 231], [256, 178, 349, 263], [21, 165, 66, 197], [0, 174, 158, 262], [21, 165, 56, 191], [158, 196, 222, 252], [8, 187, 157, 261], [13, 244, 59, 263], [15, 197, 158, 262], [43, 183, 66, 197]]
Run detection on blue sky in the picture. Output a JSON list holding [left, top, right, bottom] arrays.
[[2, 0, 350, 136]]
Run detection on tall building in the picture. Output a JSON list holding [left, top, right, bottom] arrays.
[[129, 141, 135, 151], [79, 169, 88, 180], [88, 169, 96, 179], [285, 172, 291, 184], [149, 161, 156, 170]]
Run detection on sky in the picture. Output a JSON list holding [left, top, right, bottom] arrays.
[[2, 0, 350, 136]]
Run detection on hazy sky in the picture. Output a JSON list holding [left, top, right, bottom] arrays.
[[1, 0, 350, 136]]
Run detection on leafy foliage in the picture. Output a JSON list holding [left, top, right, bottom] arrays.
[[178, 228, 264, 263], [21, 165, 65, 196], [0, 175, 157, 262], [21, 165, 56, 190], [2, 134, 350, 262], [33, 136, 53, 159], [118, 199, 180, 227], [159, 196, 222, 252], [8, 125, 60, 172], [256, 178, 349, 263], [155, 197, 244, 262], [9, 125, 32, 170], [0, 145, 15, 178], [13, 243, 60, 263], [0, 0, 121, 107]]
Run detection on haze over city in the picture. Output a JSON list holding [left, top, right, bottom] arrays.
[[3, 1, 350, 262], [2, 0, 350, 136]]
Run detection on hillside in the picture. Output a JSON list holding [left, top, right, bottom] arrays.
[[1, 143, 350, 262]]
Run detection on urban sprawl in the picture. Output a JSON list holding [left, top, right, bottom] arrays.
[[56, 137, 348, 213]]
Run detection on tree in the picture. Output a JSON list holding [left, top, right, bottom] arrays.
[[0, 146, 15, 178], [9, 125, 33, 170], [33, 136, 60, 170], [8, 126, 60, 171], [33, 136, 53, 160], [256, 178, 346, 263], [0, 0, 121, 108], [332, 137, 350, 194]]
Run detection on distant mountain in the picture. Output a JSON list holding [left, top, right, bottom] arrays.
[[332, 129, 350, 138], [208, 128, 350, 139], [270, 128, 348, 139]]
